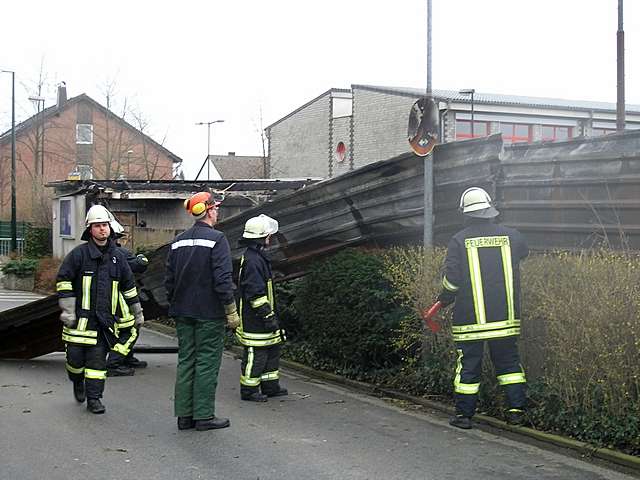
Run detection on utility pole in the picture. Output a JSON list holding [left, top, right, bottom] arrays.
[[616, 0, 625, 132], [1, 69, 17, 253], [195, 120, 224, 180], [423, 0, 434, 248]]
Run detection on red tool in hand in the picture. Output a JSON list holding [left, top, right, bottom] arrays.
[[421, 301, 443, 333]]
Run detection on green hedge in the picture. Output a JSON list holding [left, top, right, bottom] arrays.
[[1, 258, 39, 276], [277, 247, 640, 456], [280, 249, 408, 380], [24, 226, 52, 258]]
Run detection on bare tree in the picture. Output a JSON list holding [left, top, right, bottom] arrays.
[[131, 111, 172, 180]]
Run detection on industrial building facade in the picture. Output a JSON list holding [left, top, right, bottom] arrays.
[[265, 84, 640, 179]]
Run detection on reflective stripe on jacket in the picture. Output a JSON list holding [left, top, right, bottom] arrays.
[[56, 238, 140, 346], [236, 243, 282, 347], [441, 221, 529, 342]]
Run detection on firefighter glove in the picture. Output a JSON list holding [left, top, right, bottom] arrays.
[[437, 291, 456, 307], [224, 303, 240, 330], [58, 297, 77, 327], [263, 312, 279, 332], [131, 302, 145, 327]]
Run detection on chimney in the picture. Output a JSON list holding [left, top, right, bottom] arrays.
[[57, 82, 67, 109]]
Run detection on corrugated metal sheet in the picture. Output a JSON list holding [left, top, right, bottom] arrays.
[[4, 131, 640, 359], [499, 131, 640, 250], [0, 295, 62, 359]]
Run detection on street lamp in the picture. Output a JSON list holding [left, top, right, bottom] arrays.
[[28, 95, 45, 178], [195, 120, 224, 180], [1, 69, 17, 253], [459, 89, 476, 138]]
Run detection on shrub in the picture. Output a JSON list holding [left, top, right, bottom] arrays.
[[1, 258, 39, 277], [34, 257, 62, 292], [24, 226, 52, 258], [286, 245, 640, 454], [286, 249, 408, 380]]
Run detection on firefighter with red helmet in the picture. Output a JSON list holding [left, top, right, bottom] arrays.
[[438, 187, 529, 429], [56, 204, 144, 414], [165, 191, 238, 431], [236, 214, 288, 402]]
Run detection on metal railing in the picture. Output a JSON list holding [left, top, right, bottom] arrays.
[[0, 238, 24, 257]]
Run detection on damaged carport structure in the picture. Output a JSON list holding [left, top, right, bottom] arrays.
[[3, 130, 640, 358]]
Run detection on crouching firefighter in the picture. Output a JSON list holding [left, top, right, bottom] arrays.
[[56, 204, 144, 414], [236, 214, 288, 402], [438, 187, 529, 430], [106, 217, 149, 376]]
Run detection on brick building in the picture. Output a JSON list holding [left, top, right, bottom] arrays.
[[0, 84, 182, 225], [265, 84, 640, 179]]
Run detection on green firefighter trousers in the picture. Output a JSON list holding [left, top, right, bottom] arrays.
[[174, 316, 226, 420]]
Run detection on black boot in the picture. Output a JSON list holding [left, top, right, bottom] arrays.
[[265, 387, 288, 398], [449, 414, 472, 430], [506, 409, 526, 426], [241, 392, 268, 402], [87, 398, 106, 414], [125, 356, 148, 368], [107, 364, 135, 377], [177, 416, 195, 430], [72, 380, 86, 403], [195, 417, 230, 431]]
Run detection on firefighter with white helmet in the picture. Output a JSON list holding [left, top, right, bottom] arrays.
[[165, 191, 236, 431], [236, 214, 288, 402], [438, 187, 529, 429], [105, 216, 150, 376], [56, 204, 144, 414]]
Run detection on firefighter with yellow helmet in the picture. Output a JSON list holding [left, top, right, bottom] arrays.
[[56, 204, 144, 414], [236, 214, 288, 401], [438, 187, 529, 429]]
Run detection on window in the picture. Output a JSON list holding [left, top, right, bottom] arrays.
[[500, 123, 531, 144], [541, 125, 573, 141], [592, 128, 616, 137], [455, 120, 489, 140], [76, 124, 93, 144], [59, 199, 73, 237], [332, 97, 352, 119]]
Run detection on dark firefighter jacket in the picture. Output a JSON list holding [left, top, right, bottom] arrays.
[[110, 246, 149, 337], [164, 221, 235, 320], [440, 221, 529, 342], [236, 243, 282, 347], [56, 238, 141, 348]]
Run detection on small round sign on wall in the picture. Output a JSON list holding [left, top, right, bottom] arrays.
[[336, 141, 346, 162]]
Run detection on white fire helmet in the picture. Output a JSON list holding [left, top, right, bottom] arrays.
[[110, 217, 125, 236], [85, 204, 113, 227], [242, 214, 279, 239], [459, 187, 499, 218]]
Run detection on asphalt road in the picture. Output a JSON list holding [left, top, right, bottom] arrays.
[[0, 328, 636, 480], [0, 288, 44, 311]]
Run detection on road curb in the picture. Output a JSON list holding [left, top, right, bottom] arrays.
[[245, 350, 640, 472], [148, 322, 640, 472]]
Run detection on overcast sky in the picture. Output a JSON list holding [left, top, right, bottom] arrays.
[[1, 0, 638, 179]]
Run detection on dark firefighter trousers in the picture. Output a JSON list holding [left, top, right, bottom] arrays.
[[106, 328, 139, 368], [240, 344, 282, 397], [65, 332, 109, 400], [454, 337, 526, 418]]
